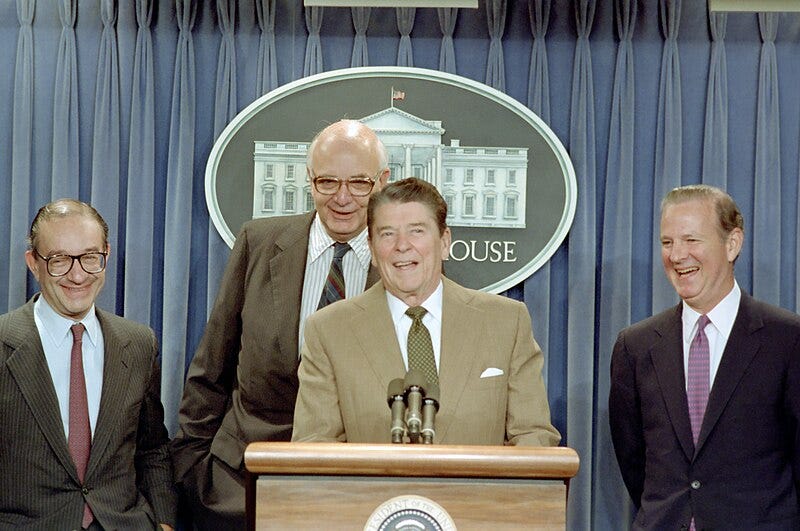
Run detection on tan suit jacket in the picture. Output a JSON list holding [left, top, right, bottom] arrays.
[[293, 277, 560, 446], [0, 295, 175, 529]]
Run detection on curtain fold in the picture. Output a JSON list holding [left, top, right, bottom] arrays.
[[350, 7, 370, 68], [651, 0, 682, 313], [207, 0, 237, 317], [123, 0, 155, 325], [485, 0, 506, 91], [9, 0, 35, 309], [90, 0, 121, 314], [396, 7, 415, 67], [437, 8, 457, 74], [702, 11, 728, 188], [595, 0, 636, 528], [752, 13, 780, 305], [564, 0, 597, 526], [256, 0, 278, 95], [524, 0, 551, 387], [51, 0, 78, 200], [304, 6, 323, 77], [162, 0, 196, 434]]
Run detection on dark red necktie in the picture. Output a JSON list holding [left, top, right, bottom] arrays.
[[69, 323, 94, 528]]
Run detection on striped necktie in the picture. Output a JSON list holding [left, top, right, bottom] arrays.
[[317, 242, 351, 309]]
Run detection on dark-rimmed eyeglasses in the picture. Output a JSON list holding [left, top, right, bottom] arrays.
[[312, 173, 378, 197], [34, 250, 108, 277]]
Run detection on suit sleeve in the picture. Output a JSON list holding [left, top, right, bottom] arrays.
[[291, 314, 347, 443], [787, 332, 800, 502], [170, 226, 250, 483], [135, 331, 178, 527], [608, 329, 645, 508], [506, 302, 561, 447]]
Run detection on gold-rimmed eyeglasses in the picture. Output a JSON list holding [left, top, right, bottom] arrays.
[[34, 249, 108, 277], [311, 173, 379, 197]]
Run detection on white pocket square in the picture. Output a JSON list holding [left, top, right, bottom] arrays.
[[480, 367, 504, 378]]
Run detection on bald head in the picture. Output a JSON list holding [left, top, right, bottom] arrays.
[[307, 119, 388, 170]]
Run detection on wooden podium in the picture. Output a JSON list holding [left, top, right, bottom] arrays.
[[244, 442, 579, 530]]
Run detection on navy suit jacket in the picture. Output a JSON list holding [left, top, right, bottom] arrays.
[[610, 293, 800, 530]]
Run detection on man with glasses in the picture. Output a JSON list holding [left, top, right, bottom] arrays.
[[0, 199, 176, 530], [172, 119, 389, 529]]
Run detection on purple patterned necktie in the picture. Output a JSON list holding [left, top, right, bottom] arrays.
[[687, 315, 710, 531], [687, 315, 711, 446], [69, 323, 94, 528]]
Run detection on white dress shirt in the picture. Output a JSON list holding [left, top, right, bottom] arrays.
[[33, 296, 105, 438], [681, 280, 741, 390], [386, 280, 444, 373], [298, 214, 372, 353]]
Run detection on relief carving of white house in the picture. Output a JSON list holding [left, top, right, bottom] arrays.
[[252, 106, 528, 229]]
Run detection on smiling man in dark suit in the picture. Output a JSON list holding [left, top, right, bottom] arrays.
[[0, 199, 175, 530], [609, 185, 800, 530]]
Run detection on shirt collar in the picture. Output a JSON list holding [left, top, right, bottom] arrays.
[[681, 280, 741, 342], [386, 280, 444, 323], [308, 214, 371, 268], [34, 294, 100, 348]]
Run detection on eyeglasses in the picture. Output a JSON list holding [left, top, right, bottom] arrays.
[[312, 174, 378, 197], [34, 250, 108, 277]]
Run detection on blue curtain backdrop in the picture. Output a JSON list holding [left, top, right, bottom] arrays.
[[2, 2, 800, 529]]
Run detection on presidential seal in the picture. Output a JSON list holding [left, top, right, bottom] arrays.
[[364, 495, 456, 531]]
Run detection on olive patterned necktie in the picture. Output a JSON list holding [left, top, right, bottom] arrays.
[[405, 306, 438, 386]]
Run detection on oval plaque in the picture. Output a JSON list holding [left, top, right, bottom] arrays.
[[206, 67, 576, 293]]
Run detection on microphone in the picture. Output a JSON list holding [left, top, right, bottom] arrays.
[[421, 383, 440, 444], [387, 378, 407, 444], [404, 369, 427, 444]]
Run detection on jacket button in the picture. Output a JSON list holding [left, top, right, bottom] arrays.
[[690, 480, 701, 489], [81, 487, 89, 495]]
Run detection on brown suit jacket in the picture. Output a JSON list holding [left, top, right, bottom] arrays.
[[0, 295, 175, 529], [171, 213, 380, 523], [292, 277, 560, 446]]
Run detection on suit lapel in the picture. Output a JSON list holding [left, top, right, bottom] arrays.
[[695, 295, 761, 454], [5, 299, 80, 483], [350, 283, 406, 385], [435, 278, 483, 443], [86, 311, 133, 480], [272, 214, 313, 364], [649, 304, 696, 460]]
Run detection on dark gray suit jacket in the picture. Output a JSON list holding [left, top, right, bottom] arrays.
[[609, 293, 800, 530], [171, 213, 380, 520], [0, 295, 176, 530]]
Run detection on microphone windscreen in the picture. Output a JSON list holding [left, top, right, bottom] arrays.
[[404, 368, 427, 392], [425, 383, 440, 406], [387, 378, 405, 403]]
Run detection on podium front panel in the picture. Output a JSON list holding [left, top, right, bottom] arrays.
[[254, 475, 566, 530]]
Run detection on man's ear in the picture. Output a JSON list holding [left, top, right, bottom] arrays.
[[24, 250, 39, 280], [726, 227, 743, 262]]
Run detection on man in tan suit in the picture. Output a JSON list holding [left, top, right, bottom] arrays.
[[292, 178, 560, 446]]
